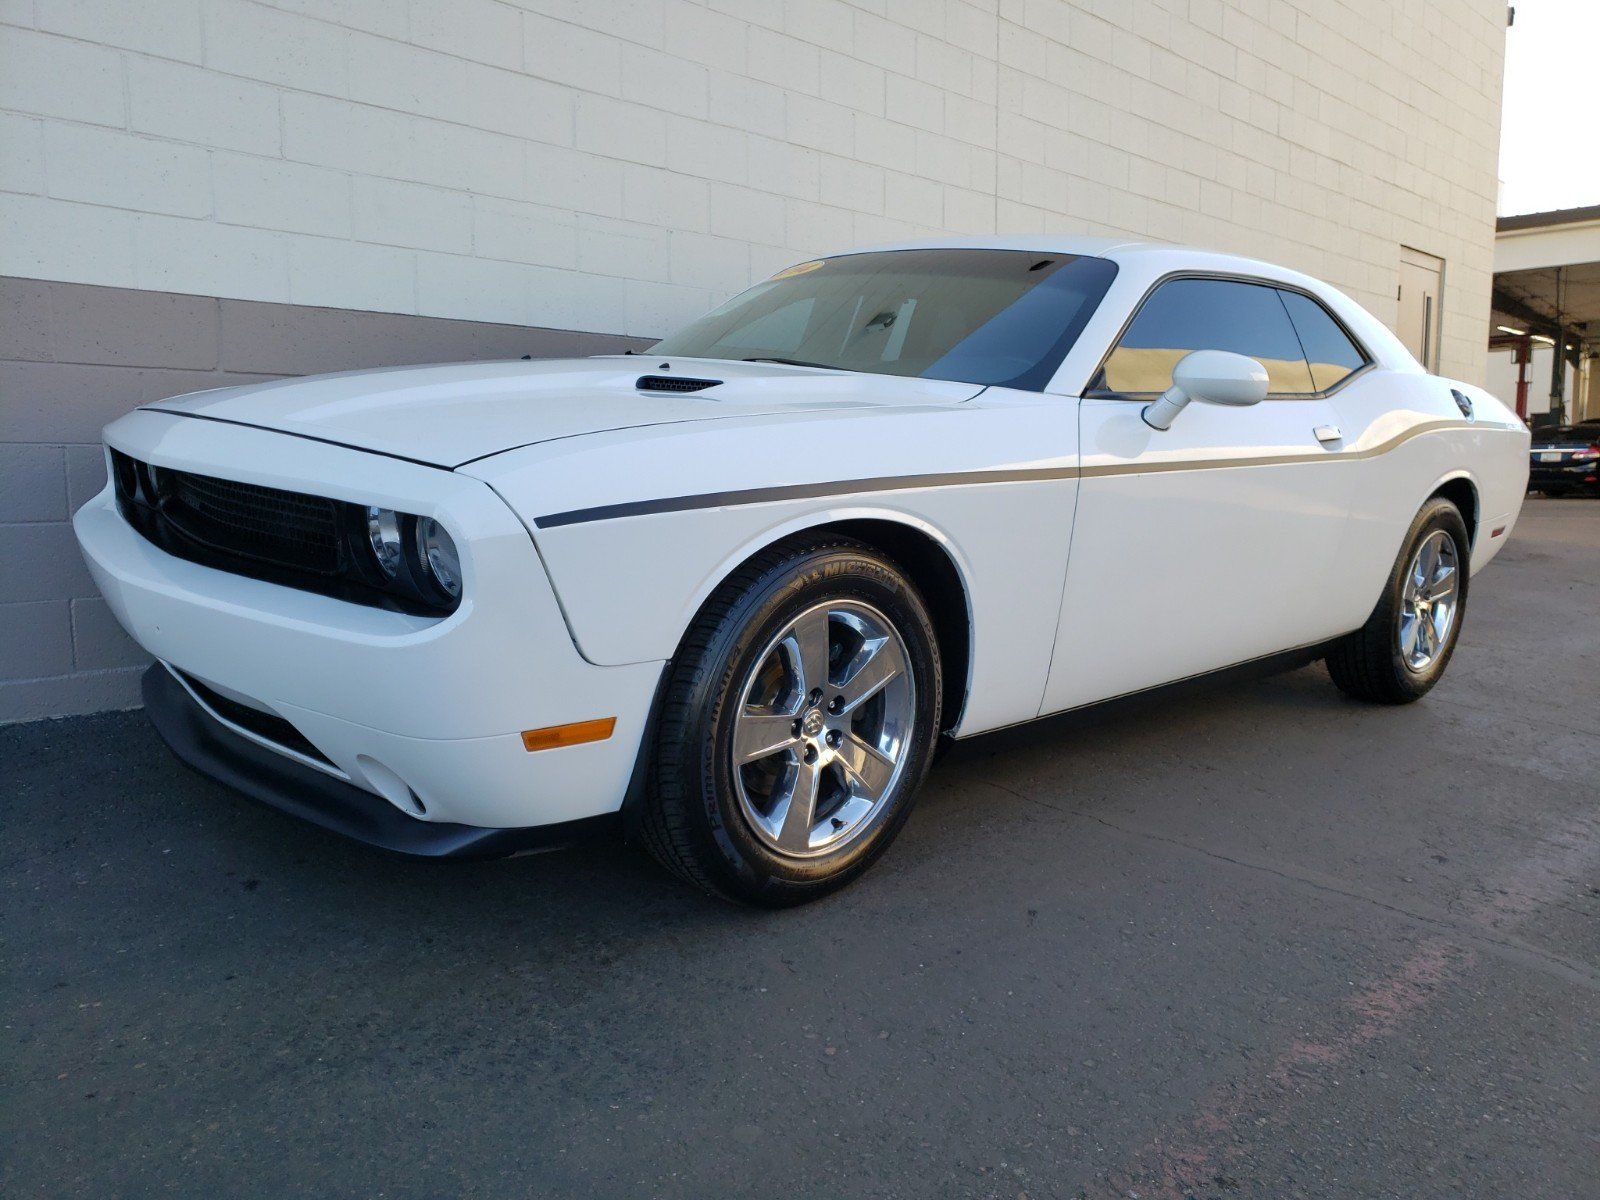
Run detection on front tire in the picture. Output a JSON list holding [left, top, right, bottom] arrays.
[[638, 535, 942, 906], [1325, 497, 1469, 704]]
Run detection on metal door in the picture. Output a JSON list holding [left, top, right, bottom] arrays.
[[1398, 247, 1444, 371]]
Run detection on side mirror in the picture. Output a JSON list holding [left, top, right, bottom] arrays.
[[1141, 350, 1269, 430]]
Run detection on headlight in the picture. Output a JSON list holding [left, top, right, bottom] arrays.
[[365, 507, 404, 577], [415, 517, 461, 600], [344, 504, 463, 615]]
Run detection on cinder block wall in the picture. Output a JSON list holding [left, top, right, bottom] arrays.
[[0, 279, 640, 721], [0, 1, 1507, 721]]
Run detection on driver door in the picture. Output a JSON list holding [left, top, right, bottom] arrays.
[[1041, 276, 1363, 714]]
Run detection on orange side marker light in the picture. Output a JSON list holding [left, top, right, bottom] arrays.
[[521, 717, 616, 752]]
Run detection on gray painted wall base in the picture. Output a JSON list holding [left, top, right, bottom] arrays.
[[1, 276, 646, 724]]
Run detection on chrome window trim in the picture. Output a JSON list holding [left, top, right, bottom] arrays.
[[1082, 269, 1377, 403]]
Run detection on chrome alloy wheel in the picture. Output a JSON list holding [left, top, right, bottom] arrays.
[[1398, 529, 1460, 672], [731, 600, 916, 858]]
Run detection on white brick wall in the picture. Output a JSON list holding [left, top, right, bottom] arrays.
[[0, 0, 1505, 381]]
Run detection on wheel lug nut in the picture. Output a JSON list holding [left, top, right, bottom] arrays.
[[826, 730, 842, 748], [828, 695, 844, 714], [808, 688, 823, 707], [791, 719, 803, 737], [803, 745, 818, 764]]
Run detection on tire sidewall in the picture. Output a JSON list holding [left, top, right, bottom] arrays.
[[1379, 500, 1471, 698], [672, 543, 941, 903]]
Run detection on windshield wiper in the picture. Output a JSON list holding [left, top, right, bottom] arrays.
[[742, 356, 838, 370]]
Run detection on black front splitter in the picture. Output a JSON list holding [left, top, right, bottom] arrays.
[[140, 663, 616, 860]]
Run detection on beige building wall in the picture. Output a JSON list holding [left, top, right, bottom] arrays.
[[0, 0, 1508, 720]]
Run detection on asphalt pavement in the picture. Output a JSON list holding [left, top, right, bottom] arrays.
[[4, 497, 1597, 1199]]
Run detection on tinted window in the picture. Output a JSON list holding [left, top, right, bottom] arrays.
[[1538, 426, 1599, 444], [1100, 278, 1314, 395], [1278, 289, 1367, 391], [714, 297, 815, 356], [651, 249, 1118, 391]]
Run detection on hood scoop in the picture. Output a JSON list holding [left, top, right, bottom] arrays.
[[636, 374, 722, 393]]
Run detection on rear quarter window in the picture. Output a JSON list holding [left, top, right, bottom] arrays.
[[1277, 289, 1369, 391]]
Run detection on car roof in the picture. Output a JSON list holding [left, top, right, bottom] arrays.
[[833, 235, 1422, 378], [840, 234, 1136, 258], [841, 235, 1300, 278]]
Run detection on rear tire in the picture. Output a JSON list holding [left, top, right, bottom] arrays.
[[638, 535, 942, 906], [1325, 498, 1469, 704]]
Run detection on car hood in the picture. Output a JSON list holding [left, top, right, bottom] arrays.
[[142, 356, 985, 467]]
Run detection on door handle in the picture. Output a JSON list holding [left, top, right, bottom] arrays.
[[1313, 425, 1343, 444]]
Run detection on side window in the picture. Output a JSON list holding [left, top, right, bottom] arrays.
[[1100, 278, 1315, 396], [1277, 290, 1368, 391]]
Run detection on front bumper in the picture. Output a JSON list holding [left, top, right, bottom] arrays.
[[142, 663, 616, 858], [76, 410, 663, 831]]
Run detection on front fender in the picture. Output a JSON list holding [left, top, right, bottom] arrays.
[[463, 400, 1082, 735], [532, 499, 975, 664], [655, 503, 978, 659], [525, 486, 1069, 737]]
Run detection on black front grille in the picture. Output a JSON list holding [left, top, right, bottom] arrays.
[[163, 469, 343, 575], [110, 450, 459, 616]]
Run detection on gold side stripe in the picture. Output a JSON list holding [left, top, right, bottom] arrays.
[[1079, 418, 1483, 478], [536, 418, 1504, 527]]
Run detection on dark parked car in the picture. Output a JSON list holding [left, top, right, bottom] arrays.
[[1528, 419, 1600, 496]]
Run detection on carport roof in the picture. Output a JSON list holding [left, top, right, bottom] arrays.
[[1494, 263, 1600, 341], [1497, 204, 1600, 233], [1492, 205, 1600, 346]]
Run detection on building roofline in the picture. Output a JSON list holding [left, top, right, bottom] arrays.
[[1497, 205, 1600, 233]]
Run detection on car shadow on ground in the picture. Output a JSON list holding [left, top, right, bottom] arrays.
[[7, 644, 1350, 943], [11, 644, 1333, 896]]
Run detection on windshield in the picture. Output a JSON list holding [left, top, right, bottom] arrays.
[[651, 249, 1118, 391]]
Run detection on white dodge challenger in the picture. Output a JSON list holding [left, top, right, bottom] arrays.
[[75, 238, 1530, 904]]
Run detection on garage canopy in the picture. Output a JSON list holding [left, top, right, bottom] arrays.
[[1491, 206, 1600, 423]]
